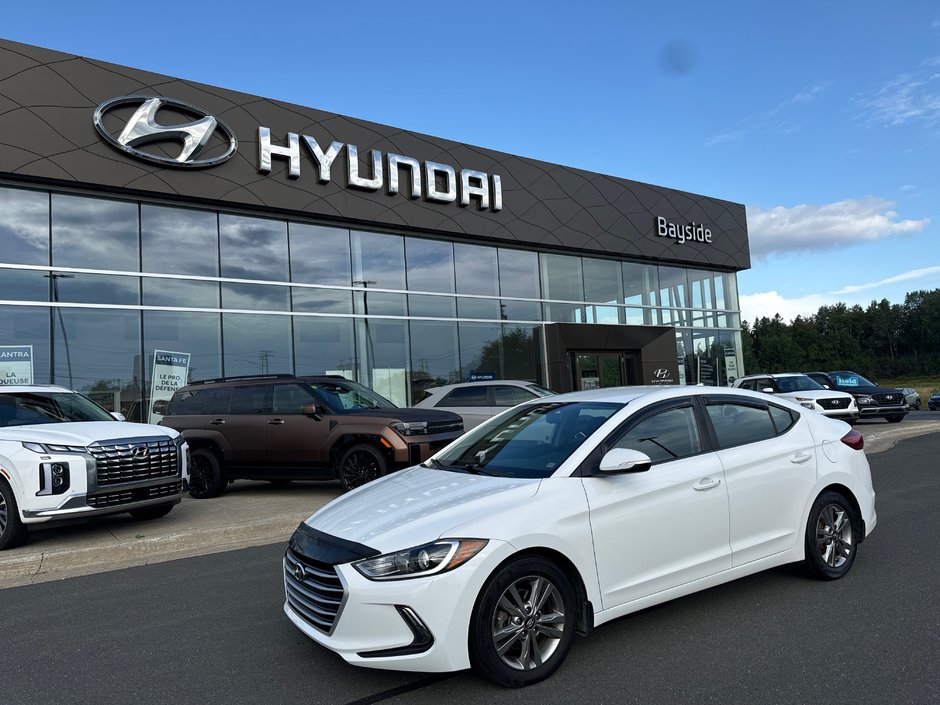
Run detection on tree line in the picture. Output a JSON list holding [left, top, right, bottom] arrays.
[[741, 288, 940, 379]]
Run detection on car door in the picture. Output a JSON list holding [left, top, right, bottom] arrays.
[[218, 384, 270, 467], [264, 382, 332, 467], [582, 398, 731, 610], [703, 395, 818, 566]]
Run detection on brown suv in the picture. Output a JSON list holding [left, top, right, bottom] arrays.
[[159, 375, 464, 497]]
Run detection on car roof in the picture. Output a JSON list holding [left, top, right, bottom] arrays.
[[739, 372, 807, 379], [0, 384, 75, 393], [422, 380, 541, 393]]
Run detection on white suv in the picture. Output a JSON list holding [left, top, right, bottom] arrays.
[[733, 373, 859, 421], [0, 385, 189, 550]]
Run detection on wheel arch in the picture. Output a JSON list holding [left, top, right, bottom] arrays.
[[329, 434, 396, 471], [813, 483, 866, 544]]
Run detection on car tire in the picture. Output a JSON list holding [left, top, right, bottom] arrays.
[[129, 502, 175, 520], [0, 479, 29, 551], [804, 491, 859, 580], [886, 415, 904, 423], [337, 444, 388, 492], [188, 448, 227, 499], [469, 556, 577, 688]]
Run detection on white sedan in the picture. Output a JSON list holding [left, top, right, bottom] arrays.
[[283, 385, 876, 687]]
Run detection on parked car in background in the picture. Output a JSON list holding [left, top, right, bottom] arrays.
[[733, 373, 858, 421], [805, 371, 908, 423], [0, 385, 188, 550], [928, 390, 940, 411], [901, 388, 921, 410], [284, 385, 876, 687], [160, 374, 464, 496], [413, 380, 555, 430]]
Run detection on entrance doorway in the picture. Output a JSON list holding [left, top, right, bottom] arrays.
[[572, 352, 638, 390]]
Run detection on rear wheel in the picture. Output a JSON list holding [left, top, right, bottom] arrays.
[[188, 448, 226, 499], [804, 491, 859, 580], [886, 415, 904, 423], [0, 480, 29, 550], [469, 556, 577, 688], [337, 444, 388, 491], [129, 502, 174, 520]]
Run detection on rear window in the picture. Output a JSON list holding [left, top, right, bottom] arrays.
[[440, 386, 489, 407], [167, 388, 214, 415]]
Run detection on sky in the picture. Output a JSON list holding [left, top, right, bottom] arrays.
[[4, 1, 940, 325]]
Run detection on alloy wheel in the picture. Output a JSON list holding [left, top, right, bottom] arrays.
[[491, 575, 567, 671], [816, 503, 854, 568]]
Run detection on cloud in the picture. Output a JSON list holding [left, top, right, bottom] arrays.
[[705, 83, 829, 147], [857, 58, 940, 128], [746, 197, 928, 259], [831, 266, 940, 295]]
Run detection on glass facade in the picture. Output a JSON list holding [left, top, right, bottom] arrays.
[[0, 184, 743, 414]]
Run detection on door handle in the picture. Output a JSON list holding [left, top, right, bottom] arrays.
[[790, 452, 812, 464], [693, 477, 721, 491], [210, 418, 225, 425], [267, 418, 285, 425]]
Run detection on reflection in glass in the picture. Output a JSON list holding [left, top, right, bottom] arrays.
[[688, 269, 715, 310], [409, 320, 459, 401], [221, 283, 291, 311], [458, 322, 502, 379], [622, 262, 658, 325], [292, 287, 353, 314], [658, 266, 689, 308], [52, 194, 139, 271], [351, 231, 405, 290], [583, 258, 622, 304], [457, 297, 501, 320], [0, 186, 49, 266], [0, 269, 49, 302], [500, 299, 541, 321], [0, 305, 51, 384], [220, 214, 289, 281], [502, 324, 541, 382], [143, 278, 220, 308], [222, 313, 292, 376], [290, 224, 351, 286], [142, 205, 218, 276], [541, 253, 585, 322], [408, 294, 456, 318], [294, 317, 356, 376], [498, 248, 540, 299], [359, 319, 408, 406], [52, 273, 140, 305], [355, 291, 406, 316], [455, 244, 498, 296], [406, 238, 455, 293]]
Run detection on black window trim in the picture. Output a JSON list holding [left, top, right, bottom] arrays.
[[701, 393, 799, 450]]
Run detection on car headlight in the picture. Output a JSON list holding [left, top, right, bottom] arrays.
[[390, 421, 429, 436], [794, 396, 816, 409], [353, 539, 488, 581], [855, 395, 874, 405], [22, 441, 86, 453]]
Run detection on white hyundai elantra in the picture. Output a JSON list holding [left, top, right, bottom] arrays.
[[283, 385, 876, 687]]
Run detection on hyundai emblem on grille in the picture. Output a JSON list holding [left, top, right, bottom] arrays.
[[293, 562, 306, 582], [132, 446, 150, 459]]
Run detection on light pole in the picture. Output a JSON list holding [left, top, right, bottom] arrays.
[[352, 280, 376, 388], [45, 273, 74, 388]]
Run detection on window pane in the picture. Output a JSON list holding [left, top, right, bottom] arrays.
[[658, 266, 689, 308], [498, 248, 539, 299], [294, 317, 356, 376], [0, 269, 49, 302], [141, 205, 218, 276], [706, 403, 776, 448], [612, 406, 700, 463], [455, 244, 498, 296], [143, 278, 219, 308], [500, 299, 541, 321], [441, 386, 489, 407], [502, 325, 542, 382], [361, 319, 408, 406], [143, 310, 222, 396], [0, 306, 51, 384], [0, 186, 48, 265], [52, 194, 139, 271], [220, 214, 288, 281], [351, 231, 405, 290], [458, 322, 502, 380], [230, 385, 268, 414], [493, 385, 536, 406], [290, 223, 350, 286], [457, 297, 500, 320], [222, 313, 292, 377], [356, 291, 406, 316], [406, 238, 454, 293], [408, 294, 456, 318], [292, 288, 353, 314], [272, 383, 317, 414], [584, 258, 623, 304], [409, 320, 459, 402], [221, 283, 290, 311], [540, 253, 583, 301], [52, 273, 139, 305], [769, 405, 796, 433]]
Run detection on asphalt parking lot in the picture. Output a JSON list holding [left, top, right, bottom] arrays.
[[1, 416, 938, 589]]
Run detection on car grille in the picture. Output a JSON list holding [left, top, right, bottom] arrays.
[[89, 437, 180, 485], [820, 397, 851, 410], [427, 418, 463, 434], [872, 393, 903, 406], [284, 547, 345, 634], [87, 480, 182, 508]]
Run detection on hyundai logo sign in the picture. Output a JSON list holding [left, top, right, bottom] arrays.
[[654, 369, 670, 379], [93, 96, 237, 168]]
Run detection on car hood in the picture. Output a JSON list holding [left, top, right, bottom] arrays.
[[339, 407, 462, 423], [305, 465, 539, 552], [0, 421, 177, 446], [781, 389, 852, 399]]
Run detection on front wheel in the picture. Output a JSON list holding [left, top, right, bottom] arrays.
[[886, 415, 904, 423], [469, 556, 577, 688], [804, 491, 859, 580], [0, 480, 29, 550], [337, 444, 388, 491], [188, 448, 227, 499]]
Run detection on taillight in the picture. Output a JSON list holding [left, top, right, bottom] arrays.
[[840, 430, 864, 450]]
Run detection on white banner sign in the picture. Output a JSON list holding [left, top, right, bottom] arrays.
[[0, 345, 33, 385], [148, 350, 190, 424]]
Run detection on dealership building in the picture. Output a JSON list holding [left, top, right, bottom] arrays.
[[0, 38, 750, 419]]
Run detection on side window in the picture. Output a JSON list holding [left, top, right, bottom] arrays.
[[167, 388, 213, 415], [206, 388, 232, 415], [768, 404, 797, 434], [493, 385, 537, 407], [272, 383, 317, 414], [609, 405, 701, 464], [706, 402, 777, 448], [738, 380, 754, 391], [229, 385, 267, 414], [439, 386, 489, 407]]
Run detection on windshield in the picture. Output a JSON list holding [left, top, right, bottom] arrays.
[[832, 373, 875, 388], [308, 380, 398, 413], [428, 401, 623, 479], [0, 392, 115, 427], [778, 376, 825, 392]]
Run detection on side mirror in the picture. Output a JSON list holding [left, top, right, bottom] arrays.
[[597, 448, 652, 475], [301, 402, 323, 421], [110, 411, 126, 422], [760, 387, 774, 394]]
